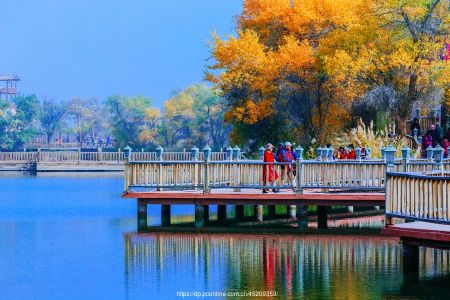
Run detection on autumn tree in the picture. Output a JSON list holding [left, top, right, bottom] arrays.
[[325, 0, 449, 134], [208, 0, 449, 146], [207, 0, 360, 147]]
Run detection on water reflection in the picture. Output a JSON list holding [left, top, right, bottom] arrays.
[[124, 233, 450, 299]]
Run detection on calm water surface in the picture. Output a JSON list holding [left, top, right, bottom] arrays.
[[0, 172, 449, 300]]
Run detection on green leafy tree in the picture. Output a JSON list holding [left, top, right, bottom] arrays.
[[67, 98, 103, 147], [105, 95, 157, 149], [39, 99, 68, 145], [158, 84, 231, 150], [0, 95, 39, 149]]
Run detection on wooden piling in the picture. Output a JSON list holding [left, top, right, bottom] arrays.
[[218, 205, 227, 223], [288, 205, 296, 219], [195, 204, 205, 228], [317, 206, 328, 229], [204, 205, 209, 225], [161, 205, 171, 226], [235, 205, 244, 221], [297, 204, 308, 229], [255, 205, 263, 223], [137, 200, 147, 231], [268, 205, 276, 219]]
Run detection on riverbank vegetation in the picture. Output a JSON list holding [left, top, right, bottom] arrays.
[[0, 84, 232, 151]]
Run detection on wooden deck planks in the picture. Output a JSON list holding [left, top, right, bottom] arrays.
[[382, 222, 450, 243], [122, 190, 384, 206]]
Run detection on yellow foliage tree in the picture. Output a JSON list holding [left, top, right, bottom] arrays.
[[208, 0, 449, 148]]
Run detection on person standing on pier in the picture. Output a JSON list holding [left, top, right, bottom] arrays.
[[277, 142, 295, 188], [262, 143, 279, 193]]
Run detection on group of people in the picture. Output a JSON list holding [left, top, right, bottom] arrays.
[[411, 119, 450, 158], [335, 144, 367, 160], [262, 142, 297, 193]]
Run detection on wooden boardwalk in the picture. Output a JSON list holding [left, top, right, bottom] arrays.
[[123, 189, 384, 206]]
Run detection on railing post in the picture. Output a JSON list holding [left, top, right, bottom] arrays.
[[123, 146, 132, 192], [402, 146, 411, 172], [203, 146, 211, 194], [257, 146, 265, 223], [433, 145, 444, 173], [230, 146, 244, 220], [156, 146, 164, 191], [426, 146, 434, 163], [316, 147, 322, 161], [384, 145, 396, 214], [97, 147, 102, 161], [78, 147, 81, 163], [118, 148, 121, 162], [356, 147, 362, 161], [191, 146, 199, 190], [233, 146, 241, 192], [295, 146, 304, 194]]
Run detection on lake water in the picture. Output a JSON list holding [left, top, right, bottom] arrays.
[[0, 172, 449, 299]]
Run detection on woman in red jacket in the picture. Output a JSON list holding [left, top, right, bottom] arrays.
[[442, 139, 450, 158], [347, 144, 357, 159], [263, 143, 279, 193]]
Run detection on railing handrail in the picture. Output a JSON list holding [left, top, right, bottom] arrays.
[[387, 171, 450, 180], [385, 171, 450, 225]]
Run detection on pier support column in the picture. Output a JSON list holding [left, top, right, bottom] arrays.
[[288, 205, 296, 219], [235, 205, 244, 221], [195, 205, 205, 228], [297, 205, 308, 230], [137, 200, 147, 232], [268, 205, 276, 219], [203, 205, 210, 225], [254, 205, 263, 223], [317, 206, 328, 229], [218, 205, 227, 223], [161, 205, 171, 226], [402, 241, 419, 283]]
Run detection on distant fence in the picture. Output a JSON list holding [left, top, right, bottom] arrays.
[[0, 150, 227, 163], [386, 172, 450, 224]]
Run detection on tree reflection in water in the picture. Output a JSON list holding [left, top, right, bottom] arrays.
[[124, 233, 450, 299]]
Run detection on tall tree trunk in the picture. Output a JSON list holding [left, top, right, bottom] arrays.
[[396, 73, 418, 136]]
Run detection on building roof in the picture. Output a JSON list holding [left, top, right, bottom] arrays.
[[0, 74, 20, 81]]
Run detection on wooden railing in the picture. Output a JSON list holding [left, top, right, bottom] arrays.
[[0, 151, 226, 163], [124, 158, 450, 193], [300, 160, 386, 190], [386, 172, 450, 224]]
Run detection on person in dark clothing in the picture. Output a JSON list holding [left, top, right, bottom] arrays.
[[429, 124, 438, 147], [435, 123, 445, 145], [410, 118, 421, 135]]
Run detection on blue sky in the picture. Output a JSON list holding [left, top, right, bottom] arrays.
[[0, 0, 242, 107]]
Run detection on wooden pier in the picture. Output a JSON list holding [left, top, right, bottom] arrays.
[[121, 145, 450, 280], [382, 172, 450, 276]]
